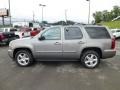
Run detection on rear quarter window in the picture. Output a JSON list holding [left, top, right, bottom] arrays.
[[85, 27, 111, 39]]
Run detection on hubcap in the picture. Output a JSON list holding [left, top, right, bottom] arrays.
[[84, 54, 98, 67], [17, 53, 30, 66]]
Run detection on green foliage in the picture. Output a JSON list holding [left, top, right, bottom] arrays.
[[51, 21, 66, 25], [93, 5, 120, 23], [93, 11, 102, 23], [51, 20, 75, 25], [42, 21, 48, 24], [112, 6, 120, 18], [66, 20, 75, 25], [101, 21, 120, 29]]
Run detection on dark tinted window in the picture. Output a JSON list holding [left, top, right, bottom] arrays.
[[85, 27, 110, 39], [64, 27, 83, 40], [29, 23, 33, 27], [10, 29, 17, 32]]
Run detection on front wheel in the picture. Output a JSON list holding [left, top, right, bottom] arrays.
[[81, 50, 100, 69], [15, 50, 34, 67]]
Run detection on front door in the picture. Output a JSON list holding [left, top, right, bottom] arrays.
[[34, 27, 62, 59]]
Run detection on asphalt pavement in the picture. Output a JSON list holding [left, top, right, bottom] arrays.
[[0, 39, 120, 90]]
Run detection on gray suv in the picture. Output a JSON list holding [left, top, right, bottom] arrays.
[[8, 25, 116, 68]]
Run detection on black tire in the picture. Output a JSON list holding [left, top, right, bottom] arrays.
[[15, 50, 34, 67], [15, 35, 20, 39], [81, 50, 100, 69]]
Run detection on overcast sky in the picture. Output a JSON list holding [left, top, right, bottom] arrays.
[[0, 0, 120, 23]]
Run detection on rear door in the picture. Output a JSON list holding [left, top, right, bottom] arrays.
[[62, 26, 84, 59]]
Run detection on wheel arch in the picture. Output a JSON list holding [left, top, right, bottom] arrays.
[[80, 47, 102, 59], [13, 47, 34, 60]]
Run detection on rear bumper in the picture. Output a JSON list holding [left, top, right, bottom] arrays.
[[102, 49, 116, 59]]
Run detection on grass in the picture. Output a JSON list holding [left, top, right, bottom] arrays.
[[100, 21, 120, 29]]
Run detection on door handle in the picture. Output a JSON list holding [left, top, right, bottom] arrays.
[[78, 41, 85, 44], [54, 42, 61, 45]]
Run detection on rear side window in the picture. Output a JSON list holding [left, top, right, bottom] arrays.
[[64, 27, 83, 40], [85, 27, 111, 39]]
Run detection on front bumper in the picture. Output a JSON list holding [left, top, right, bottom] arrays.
[[102, 49, 116, 59], [8, 49, 14, 59]]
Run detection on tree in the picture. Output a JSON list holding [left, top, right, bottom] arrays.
[[93, 5, 120, 23], [51, 21, 66, 25], [51, 20, 75, 25], [42, 21, 48, 24], [102, 10, 112, 21], [66, 20, 75, 25], [93, 11, 102, 23], [112, 6, 120, 18]]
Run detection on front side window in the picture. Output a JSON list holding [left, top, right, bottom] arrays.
[[42, 27, 61, 40], [64, 27, 83, 40]]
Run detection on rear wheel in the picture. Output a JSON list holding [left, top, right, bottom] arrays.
[[81, 50, 100, 69], [15, 50, 34, 67]]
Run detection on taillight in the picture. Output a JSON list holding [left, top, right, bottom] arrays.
[[0, 34, 6, 40], [111, 38, 116, 49], [30, 31, 37, 36]]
